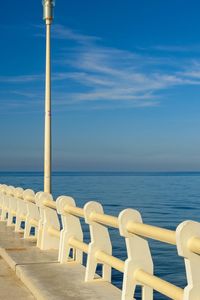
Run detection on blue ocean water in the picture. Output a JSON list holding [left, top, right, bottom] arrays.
[[1, 171, 200, 299]]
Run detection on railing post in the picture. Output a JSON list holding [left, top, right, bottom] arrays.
[[176, 221, 200, 300], [14, 187, 25, 232], [23, 189, 35, 237], [35, 192, 45, 248], [0, 184, 3, 210], [23, 189, 39, 239], [118, 209, 153, 300], [1, 185, 8, 221], [36, 192, 60, 250], [84, 201, 112, 282], [56, 196, 83, 263], [7, 186, 16, 226]]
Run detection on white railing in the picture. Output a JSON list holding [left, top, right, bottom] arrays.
[[0, 183, 200, 300]]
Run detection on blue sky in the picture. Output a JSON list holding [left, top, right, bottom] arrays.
[[0, 0, 200, 171]]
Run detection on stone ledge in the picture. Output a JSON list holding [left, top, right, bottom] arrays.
[[0, 221, 121, 300], [16, 262, 121, 300]]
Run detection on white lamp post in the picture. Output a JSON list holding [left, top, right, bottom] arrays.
[[42, 0, 55, 193]]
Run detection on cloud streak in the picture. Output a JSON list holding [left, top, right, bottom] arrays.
[[2, 25, 200, 112], [52, 24, 100, 44], [0, 74, 43, 83], [140, 45, 200, 53]]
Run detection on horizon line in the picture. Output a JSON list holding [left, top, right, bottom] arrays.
[[1, 170, 200, 174]]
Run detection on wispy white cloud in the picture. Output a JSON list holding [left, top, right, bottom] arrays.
[[36, 24, 100, 45], [2, 25, 200, 112], [178, 61, 200, 79], [0, 74, 43, 83], [53, 39, 200, 107], [52, 24, 101, 44], [141, 45, 200, 53]]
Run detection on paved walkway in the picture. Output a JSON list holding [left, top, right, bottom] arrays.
[[0, 253, 34, 299], [0, 222, 121, 300]]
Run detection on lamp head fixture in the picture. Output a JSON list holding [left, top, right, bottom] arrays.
[[42, 0, 55, 22]]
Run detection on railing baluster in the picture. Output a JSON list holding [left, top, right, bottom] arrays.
[[119, 208, 153, 300], [14, 187, 25, 232], [57, 195, 84, 263], [176, 221, 200, 300], [36, 192, 60, 250], [84, 201, 112, 282]]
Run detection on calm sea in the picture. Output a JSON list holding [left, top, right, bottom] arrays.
[[1, 171, 200, 299]]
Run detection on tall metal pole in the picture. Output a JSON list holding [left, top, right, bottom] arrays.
[[42, 0, 55, 194], [44, 20, 51, 193]]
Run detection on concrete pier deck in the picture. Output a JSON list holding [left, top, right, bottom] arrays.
[[0, 222, 121, 300], [0, 256, 34, 299]]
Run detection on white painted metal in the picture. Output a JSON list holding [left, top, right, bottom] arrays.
[[35, 191, 45, 248], [43, 0, 55, 194], [42, 0, 55, 20], [44, 21, 52, 194], [0, 184, 3, 209], [15, 195, 26, 230], [84, 201, 112, 283], [176, 221, 200, 300], [23, 189, 40, 239], [57, 195, 84, 263], [0, 185, 9, 221], [119, 209, 153, 300], [14, 187, 25, 232], [7, 186, 16, 226], [36, 192, 60, 250]]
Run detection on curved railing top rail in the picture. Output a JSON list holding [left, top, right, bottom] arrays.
[[1, 183, 200, 253]]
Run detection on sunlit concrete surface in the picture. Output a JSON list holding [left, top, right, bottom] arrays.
[[0, 248, 58, 271], [0, 222, 121, 300], [17, 263, 121, 300], [0, 256, 35, 299], [0, 222, 36, 249]]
